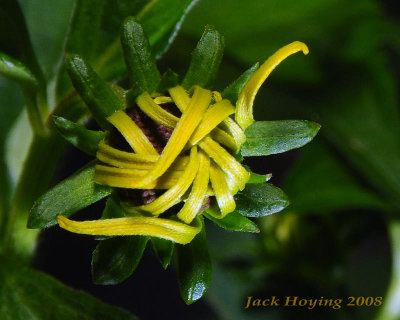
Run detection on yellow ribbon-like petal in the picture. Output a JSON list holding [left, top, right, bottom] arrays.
[[177, 151, 210, 224], [199, 136, 249, 190], [137, 92, 179, 129], [189, 99, 235, 145], [137, 86, 211, 186], [58, 215, 202, 244], [209, 161, 236, 217], [107, 110, 158, 155], [235, 41, 309, 130], [94, 164, 182, 189], [125, 146, 199, 215], [97, 141, 189, 170]]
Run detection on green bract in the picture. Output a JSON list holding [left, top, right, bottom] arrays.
[[27, 19, 319, 304]]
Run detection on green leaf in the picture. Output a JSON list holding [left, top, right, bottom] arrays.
[[0, 0, 44, 88], [204, 210, 259, 233], [0, 52, 37, 88], [177, 217, 212, 304], [138, 0, 198, 58], [151, 237, 174, 269], [182, 25, 224, 90], [0, 255, 137, 320], [101, 193, 126, 219], [156, 69, 179, 93], [241, 120, 321, 157], [56, 0, 197, 99], [92, 236, 148, 285], [66, 55, 125, 129], [248, 171, 272, 184], [221, 62, 259, 105], [120, 18, 161, 92], [28, 162, 111, 229], [53, 116, 105, 156], [235, 183, 290, 217]]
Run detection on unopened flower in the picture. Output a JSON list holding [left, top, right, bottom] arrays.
[[28, 18, 317, 302]]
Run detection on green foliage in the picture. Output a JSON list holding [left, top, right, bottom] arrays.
[[151, 237, 174, 269], [182, 25, 224, 90], [235, 183, 290, 217], [121, 17, 161, 92], [0, 255, 137, 320], [204, 210, 259, 233], [28, 163, 111, 229], [177, 217, 212, 305], [241, 120, 321, 157], [92, 236, 149, 285], [53, 116, 105, 156], [66, 55, 126, 129]]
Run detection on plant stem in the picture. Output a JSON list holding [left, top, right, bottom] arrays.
[[376, 220, 400, 320], [2, 93, 86, 260]]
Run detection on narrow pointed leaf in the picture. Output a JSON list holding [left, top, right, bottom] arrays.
[[101, 193, 126, 219], [0, 0, 44, 87], [0, 255, 137, 320], [182, 25, 224, 90], [204, 210, 259, 233], [222, 63, 259, 105], [151, 237, 174, 269], [28, 162, 111, 229], [235, 183, 289, 217], [177, 217, 212, 304], [121, 18, 160, 92], [241, 120, 321, 156], [92, 236, 148, 285], [53, 116, 105, 156], [0, 52, 38, 88], [157, 69, 179, 93], [66, 55, 126, 129]]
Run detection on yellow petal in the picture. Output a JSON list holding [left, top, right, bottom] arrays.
[[137, 86, 211, 186], [177, 151, 210, 224], [153, 96, 173, 104], [168, 85, 191, 112], [97, 141, 159, 169], [219, 117, 247, 152], [209, 128, 237, 151], [58, 215, 202, 244], [189, 99, 235, 145], [209, 161, 236, 217], [125, 146, 200, 215], [97, 141, 189, 170], [107, 110, 158, 155], [199, 137, 249, 190], [136, 92, 179, 128], [235, 41, 309, 130], [94, 164, 182, 189]]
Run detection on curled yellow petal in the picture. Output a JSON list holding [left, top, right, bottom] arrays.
[[137, 86, 211, 186], [58, 215, 202, 244], [199, 137, 249, 190], [94, 164, 182, 189], [235, 41, 309, 130], [219, 117, 247, 152], [209, 161, 236, 217], [137, 92, 179, 128], [107, 110, 158, 155], [125, 146, 199, 215], [189, 99, 235, 145], [209, 128, 237, 151], [97, 141, 159, 169], [97, 141, 189, 170], [177, 151, 210, 224]]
